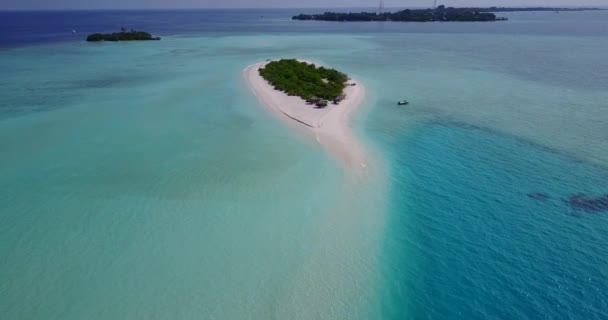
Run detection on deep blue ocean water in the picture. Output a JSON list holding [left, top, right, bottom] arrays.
[[1, 8, 607, 48], [380, 123, 608, 319], [1, 8, 608, 319]]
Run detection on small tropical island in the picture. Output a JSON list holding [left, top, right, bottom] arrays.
[[293, 5, 603, 22], [259, 59, 349, 107], [86, 29, 161, 42], [245, 59, 368, 171]]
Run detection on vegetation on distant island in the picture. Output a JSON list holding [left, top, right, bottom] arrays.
[[259, 59, 348, 101], [86, 28, 160, 42], [292, 5, 604, 23], [293, 6, 504, 22]]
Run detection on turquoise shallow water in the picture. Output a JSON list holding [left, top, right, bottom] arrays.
[[2, 10, 608, 319], [0, 34, 389, 319]]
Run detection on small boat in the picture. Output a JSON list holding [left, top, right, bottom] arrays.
[[397, 100, 409, 106]]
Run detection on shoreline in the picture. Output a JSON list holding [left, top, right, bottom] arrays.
[[244, 60, 369, 175]]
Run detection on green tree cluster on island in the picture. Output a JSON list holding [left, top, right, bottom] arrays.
[[292, 5, 507, 22], [87, 30, 160, 42], [259, 59, 348, 100]]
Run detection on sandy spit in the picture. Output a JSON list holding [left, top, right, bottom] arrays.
[[244, 61, 369, 175]]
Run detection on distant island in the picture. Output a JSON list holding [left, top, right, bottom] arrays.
[[293, 5, 604, 22], [293, 6, 504, 22], [86, 29, 160, 42], [259, 59, 348, 107]]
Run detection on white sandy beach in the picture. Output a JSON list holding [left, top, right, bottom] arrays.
[[244, 61, 369, 174]]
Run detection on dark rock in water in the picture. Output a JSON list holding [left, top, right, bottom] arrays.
[[527, 192, 550, 200], [566, 194, 608, 213]]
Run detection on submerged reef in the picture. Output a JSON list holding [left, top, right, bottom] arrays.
[[565, 194, 608, 213], [527, 192, 551, 200]]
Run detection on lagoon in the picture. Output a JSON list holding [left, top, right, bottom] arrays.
[[1, 9, 608, 319]]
